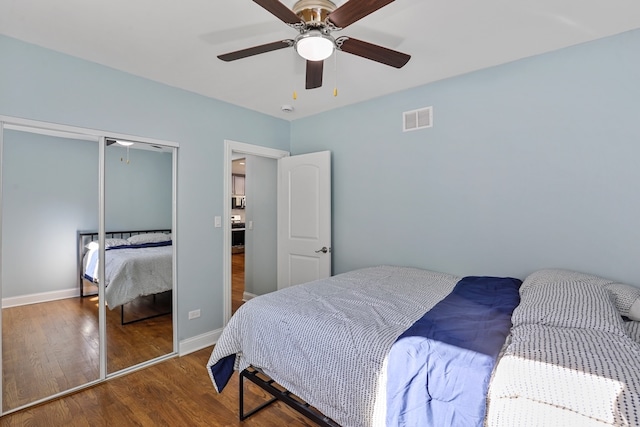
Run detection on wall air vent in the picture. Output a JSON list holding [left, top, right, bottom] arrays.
[[403, 106, 433, 132]]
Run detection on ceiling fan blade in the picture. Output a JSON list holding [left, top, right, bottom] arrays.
[[218, 40, 294, 61], [327, 0, 394, 29], [306, 60, 324, 89], [253, 0, 304, 26], [336, 37, 410, 68]]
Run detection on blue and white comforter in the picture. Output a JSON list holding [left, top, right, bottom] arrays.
[[207, 266, 520, 426], [386, 275, 520, 425]]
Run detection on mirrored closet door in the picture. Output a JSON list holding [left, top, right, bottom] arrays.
[[1, 125, 100, 412], [0, 118, 178, 415], [104, 139, 175, 374]]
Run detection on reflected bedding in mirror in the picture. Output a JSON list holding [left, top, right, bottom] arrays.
[[80, 231, 172, 309]]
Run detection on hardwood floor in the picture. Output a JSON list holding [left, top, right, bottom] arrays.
[[2, 296, 100, 412], [232, 253, 245, 314], [0, 347, 317, 426], [2, 293, 172, 412], [0, 254, 270, 424], [106, 291, 173, 372]]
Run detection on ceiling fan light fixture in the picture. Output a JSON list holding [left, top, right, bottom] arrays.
[[295, 30, 335, 61]]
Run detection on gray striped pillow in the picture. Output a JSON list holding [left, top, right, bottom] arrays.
[[605, 283, 640, 321]]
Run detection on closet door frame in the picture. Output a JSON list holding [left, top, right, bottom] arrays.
[[0, 115, 179, 415]]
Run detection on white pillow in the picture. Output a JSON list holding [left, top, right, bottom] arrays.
[[85, 238, 130, 250], [106, 238, 130, 248], [85, 241, 99, 250], [127, 232, 170, 245], [605, 283, 640, 321], [514, 277, 625, 335]]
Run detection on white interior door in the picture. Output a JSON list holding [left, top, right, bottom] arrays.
[[277, 151, 331, 289]]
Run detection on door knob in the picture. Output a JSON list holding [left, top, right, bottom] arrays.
[[315, 246, 330, 254]]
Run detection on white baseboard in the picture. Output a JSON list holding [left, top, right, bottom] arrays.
[[178, 328, 222, 356], [2, 287, 79, 308], [243, 291, 257, 301]]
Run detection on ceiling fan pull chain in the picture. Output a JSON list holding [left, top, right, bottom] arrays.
[[333, 51, 338, 97], [293, 90, 298, 100]]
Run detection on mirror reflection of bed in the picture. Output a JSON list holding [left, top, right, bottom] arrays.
[[1, 124, 176, 412], [79, 230, 174, 372], [104, 140, 174, 375]]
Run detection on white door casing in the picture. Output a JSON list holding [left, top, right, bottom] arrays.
[[277, 151, 331, 289]]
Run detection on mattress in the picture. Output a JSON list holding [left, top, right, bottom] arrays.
[[207, 266, 640, 426], [207, 266, 520, 426], [84, 244, 173, 308]]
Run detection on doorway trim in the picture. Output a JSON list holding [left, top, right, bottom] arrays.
[[223, 140, 289, 325]]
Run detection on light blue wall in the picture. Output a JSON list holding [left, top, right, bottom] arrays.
[[105, 146, 172, 230], [1, 130, 98, 297], [0, 35, 290, 340], [3, 24, 640, 343], [291, 29, 640, 286], [244, 154, 278, 296], [1, 131, 174, 299]]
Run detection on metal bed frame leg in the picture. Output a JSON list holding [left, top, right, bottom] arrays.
[[239, 369, 278, 421], [119, 294, 172, 325], [238, 368, 340, 426]]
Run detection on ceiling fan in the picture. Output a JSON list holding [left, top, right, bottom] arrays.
[[218, 0, 411, 90]]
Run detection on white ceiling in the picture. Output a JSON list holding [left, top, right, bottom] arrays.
[[1, 0, 640, 120]]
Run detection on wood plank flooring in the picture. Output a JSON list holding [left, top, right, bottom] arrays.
[[0, 253, 275, 424], [106, 291, 173, 372], [232, 253, 245, 314], [2, 292, 172, 412], [0, 347, 317, 426]]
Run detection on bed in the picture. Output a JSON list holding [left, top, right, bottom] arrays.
[[78, 230, 173, 323], [206, 266, 640, 426]]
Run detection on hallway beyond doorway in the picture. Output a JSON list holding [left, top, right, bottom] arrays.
[[232, 253, 244, 314]]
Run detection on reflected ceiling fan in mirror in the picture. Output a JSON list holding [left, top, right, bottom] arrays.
[[218, 0, 411, 90]]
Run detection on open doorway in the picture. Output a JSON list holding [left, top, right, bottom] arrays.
[[223, 141, 289, 325], [230, 155, 280, 314], [231, 157, 246, 314]]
